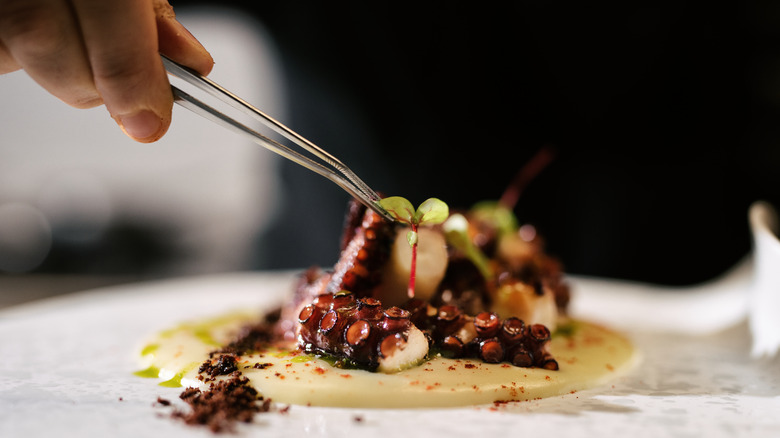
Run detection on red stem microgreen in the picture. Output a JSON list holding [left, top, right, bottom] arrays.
[[378, 197, 449, 297]]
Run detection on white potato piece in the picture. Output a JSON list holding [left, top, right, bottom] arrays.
[[377, 227, 448, 307], [496, 232, 537, 266], [490, 282, 559, 331], [376, 326, 430, 373]]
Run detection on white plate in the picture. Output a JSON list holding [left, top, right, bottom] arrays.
[[1, 271, 779, 438]]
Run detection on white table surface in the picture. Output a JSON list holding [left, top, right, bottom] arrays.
[[1, 271, 777, 438]]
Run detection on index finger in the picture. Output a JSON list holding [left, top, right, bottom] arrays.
[[72, 0, 171, 142]]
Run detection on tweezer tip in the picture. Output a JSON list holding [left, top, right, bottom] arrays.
[[369, 201, 396, 223]]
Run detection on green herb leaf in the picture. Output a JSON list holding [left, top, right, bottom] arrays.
[[406, 229, 418, 247], [378, 196, 416, 223], [379, 196, 450, 226], [415, 198, 449, 226], [469, 200, 518, 235], [443, 213, 493, 280]]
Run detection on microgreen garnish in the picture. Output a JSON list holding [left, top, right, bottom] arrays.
[[442, 213, 493, 280], [469, 200, 518, 237], [378, 197, 449, 298], [498, 145, 556, 210]]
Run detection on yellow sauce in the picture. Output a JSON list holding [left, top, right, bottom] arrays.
[[136, 312, 637, 408]]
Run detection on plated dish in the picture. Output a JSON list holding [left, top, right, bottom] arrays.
[[132, 195, 638, 431]]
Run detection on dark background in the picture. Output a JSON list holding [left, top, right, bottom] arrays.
[[226, 1, 780, 286], [21, 1, 780, 287]]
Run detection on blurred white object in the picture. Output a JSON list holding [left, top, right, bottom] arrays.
[[569, 256, 751, 335], [0, 7, 286, 274], [748, 201, 780, 358], [0, 203, 52, 272], [571, 200, 780, 358]]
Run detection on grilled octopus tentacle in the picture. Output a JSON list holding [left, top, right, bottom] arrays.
[[326, 203, 396, 295], [277, 200, 396, 341], [296, 291, 557, 371]]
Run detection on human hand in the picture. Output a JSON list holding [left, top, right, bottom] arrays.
[[0, 0, 214, 142]]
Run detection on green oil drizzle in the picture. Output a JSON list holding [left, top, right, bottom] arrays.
[[133, 366, 160, 378], [134, 311, 261, 387], [273, 349, 296, 358], [304, 351, 368, 370], [157, 327, 180, 339], [553, 320, 579, 339], [158, 371, 186, 388], [140, 343, 159, 356], [158, 362, 200, 388], [158, 312, 256, 344], [192, 327, 219, 346]]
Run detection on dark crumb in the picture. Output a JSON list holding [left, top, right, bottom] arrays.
[[353, 415, 364, 423], [170, 374, 271, 434], [253, 362, 273, 370], [156, 397, 171, 406], [160, 309, 285, 433], [212, 309, 281, 357], [199, 354, 239, 378], [180, 387, 200, 400], [118, 397, 123, 402], [278, 405, 291, 415]]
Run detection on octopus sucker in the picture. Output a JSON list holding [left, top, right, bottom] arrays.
[[296, 290, 428, 372], [326, 206, 395, 296]]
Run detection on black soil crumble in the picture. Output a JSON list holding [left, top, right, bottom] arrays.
[[157, 315, 284, 433], [168, 372, 271, 433], [199, 354, 239, 381], [212, 309, 281, 357]]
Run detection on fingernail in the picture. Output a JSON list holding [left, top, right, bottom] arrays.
[[116, 110, 164, 142]]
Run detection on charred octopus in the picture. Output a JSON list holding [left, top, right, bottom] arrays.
[[277, 198, 570, 373]]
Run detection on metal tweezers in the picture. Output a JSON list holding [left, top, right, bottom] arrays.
[[161, 55, 395, 223]]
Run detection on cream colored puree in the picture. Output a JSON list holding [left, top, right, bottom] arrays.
[[135, 311, 637, 408]]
